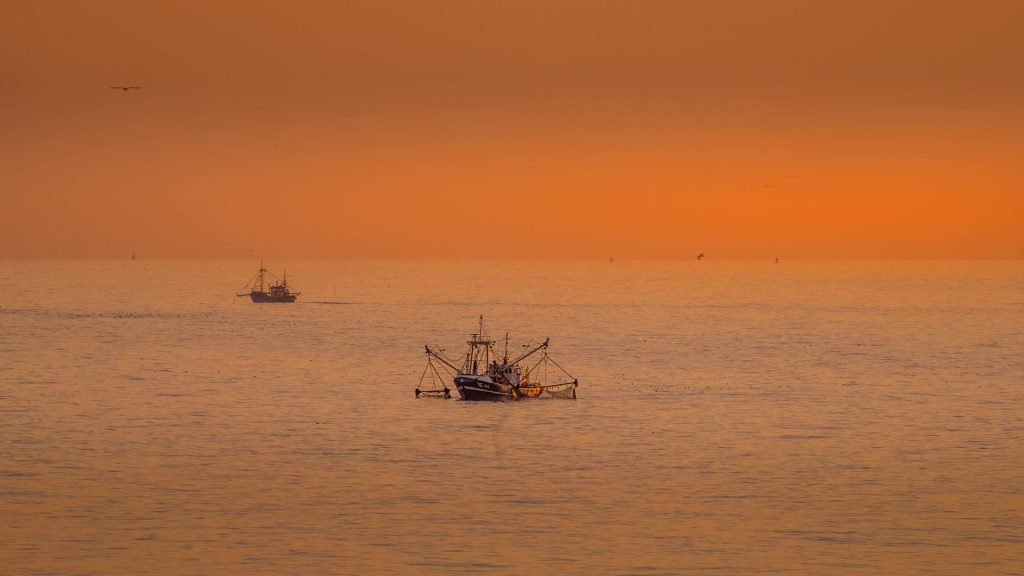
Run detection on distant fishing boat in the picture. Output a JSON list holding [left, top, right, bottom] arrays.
[[236, 261, 300, 303], [417, 316, 578, 400]]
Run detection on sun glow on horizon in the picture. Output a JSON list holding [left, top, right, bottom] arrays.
[[1, 1, 1021, 259]]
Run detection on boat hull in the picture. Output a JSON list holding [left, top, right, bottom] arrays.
[[249, 292, 297, 303], [454, 375, 515, 401]]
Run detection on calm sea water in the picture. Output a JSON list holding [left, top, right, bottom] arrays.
[[1, 260, 1022, 575]]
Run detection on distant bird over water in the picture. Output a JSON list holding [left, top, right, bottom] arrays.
[[110, 86, 142, 91], [697, 253, 705, 261]]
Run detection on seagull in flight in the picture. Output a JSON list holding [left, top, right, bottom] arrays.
[[110, 86, 142, 91]]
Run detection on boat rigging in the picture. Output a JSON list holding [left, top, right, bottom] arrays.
[[236, 260, 300, 303], [418, 315, 578, 400]]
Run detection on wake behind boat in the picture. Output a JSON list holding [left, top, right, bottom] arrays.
[[236, 261, 300, 303], [417, 316, 578, 400]]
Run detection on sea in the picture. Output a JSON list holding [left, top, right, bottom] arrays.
[[1, 259, 1022, 575]]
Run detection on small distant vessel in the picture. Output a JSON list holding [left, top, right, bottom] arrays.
[[236, 261, 300, 303], [418, 316, 578, 401]]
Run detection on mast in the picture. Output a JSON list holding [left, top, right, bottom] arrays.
[[257, 260, 267, 293], [462, 315, 494, 374]]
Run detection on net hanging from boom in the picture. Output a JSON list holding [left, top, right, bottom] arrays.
[[517, 349, 578, 399], [415, 354, 452, 399]]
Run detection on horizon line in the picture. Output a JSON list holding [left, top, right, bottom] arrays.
[[2, 256, 1022, 262]]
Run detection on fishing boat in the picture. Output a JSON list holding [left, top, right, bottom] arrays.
[[236, 261, 300, 303], [417, 316, 578, 400]]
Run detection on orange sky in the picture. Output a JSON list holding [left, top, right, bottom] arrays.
[[1, 0, 1021, 259]]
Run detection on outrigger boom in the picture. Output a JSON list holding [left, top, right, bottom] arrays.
[[509, 338, 549, 367], [423, 345, 457, 371]]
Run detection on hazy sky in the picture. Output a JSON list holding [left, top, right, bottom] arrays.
[[2, 0, 1021, 258]]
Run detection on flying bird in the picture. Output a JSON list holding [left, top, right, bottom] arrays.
[[110, 86, 142, 91], [697, 253, 705, 261]]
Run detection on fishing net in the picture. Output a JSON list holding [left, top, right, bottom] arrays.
[[536, 381, 578, 399], [511, 382, 577, 399], [415, 387, 450, 399], [519, 351, 578, 400]]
